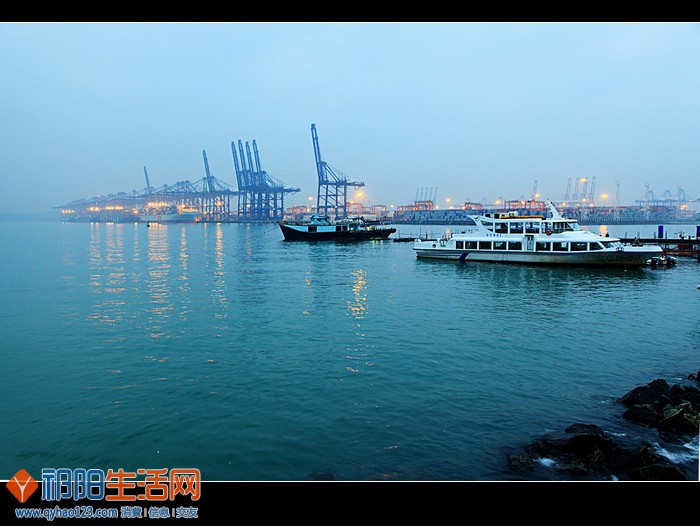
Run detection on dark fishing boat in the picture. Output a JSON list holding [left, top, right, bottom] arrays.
[[278, 214, 396, 241]]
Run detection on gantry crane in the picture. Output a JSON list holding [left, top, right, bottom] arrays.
[[311, 123, 365, 219], [231, 138, 300, 221]]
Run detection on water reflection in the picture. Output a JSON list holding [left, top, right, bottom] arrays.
[[88, 222, 103, 292], [199, 223, 228, 338], [177, 226, 190, 320], [132, 222, 142, 262], [105, 224, 126, 295], [302, 267, 313, 316], [87, 223, 127, 325], [452, 260, 656, 303], [146, 223, 173, 339], [345, 268, 369, 373], [347, 269, 367, 321], [211, 223, 227, 315]]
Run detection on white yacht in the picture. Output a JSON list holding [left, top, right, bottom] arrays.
[[413, 202, 662, 266]]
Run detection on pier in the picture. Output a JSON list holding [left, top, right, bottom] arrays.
[[618, 237, 699, 258]]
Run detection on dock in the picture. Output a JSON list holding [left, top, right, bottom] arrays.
[[619, 237, 699, 258], [392, 232, 438, 243]]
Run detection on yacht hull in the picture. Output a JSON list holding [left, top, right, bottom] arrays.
[[413, 242, 662, 267]]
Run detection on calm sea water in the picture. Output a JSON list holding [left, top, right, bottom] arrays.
[[1, 220, 699, 481]]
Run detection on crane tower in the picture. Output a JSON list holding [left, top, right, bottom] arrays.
[[231, 139, 300, 221], [311, 123, 365, 219]]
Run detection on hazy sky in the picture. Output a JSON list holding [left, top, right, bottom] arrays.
[[2, 22, 699, 214]]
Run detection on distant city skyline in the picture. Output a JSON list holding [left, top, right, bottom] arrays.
[[2, 22, 699, 214]]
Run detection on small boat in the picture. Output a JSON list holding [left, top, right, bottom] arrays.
[[278, 214, 396, 241], [412, 201, 663, 267], [646, 255, 677, 267]]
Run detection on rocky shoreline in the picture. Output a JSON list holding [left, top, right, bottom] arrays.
[[507, 372, 700, 481]]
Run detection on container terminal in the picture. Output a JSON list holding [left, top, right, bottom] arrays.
[[57, 138, 300, 224], [56, 129, 698, 228]]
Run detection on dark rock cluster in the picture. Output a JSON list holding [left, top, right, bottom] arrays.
[[507, 374, 700, 481], [619, 378, 700, 435]]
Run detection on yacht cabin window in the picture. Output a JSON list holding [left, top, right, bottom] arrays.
[[602, 241, 622, 249], [552, 221, 579, 234], [509, 222, 524, 234], [525, 221, 540, 233]]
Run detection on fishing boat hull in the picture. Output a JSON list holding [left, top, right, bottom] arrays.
[[413, 240, 662, 267], [278, 221, 396, 241]]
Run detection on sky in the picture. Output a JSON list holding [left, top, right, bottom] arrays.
[[1, 21, 700, 214]]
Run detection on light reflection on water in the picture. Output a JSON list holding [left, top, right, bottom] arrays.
[[345, 268, 368, 374], [146, 223, 172, 340], [1, 221, 699, 481]]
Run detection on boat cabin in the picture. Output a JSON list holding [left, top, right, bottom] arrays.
[[479, 213, 582, 235]]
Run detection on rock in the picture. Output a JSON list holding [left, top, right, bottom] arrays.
[[508, 424, 621, 478], [564, 423, 604, 435], [506, 453, 536, 471], [618, 379, 671, 407], [508, 429, 690, 481], [609, 443, 658, 474], [618, 378, 700, 436], [671, 384, 700, 407], [506, 374, 699, 481], [659, 402, 700, 433], [561, 432, 617, 459], [622, 404, 662, 427]]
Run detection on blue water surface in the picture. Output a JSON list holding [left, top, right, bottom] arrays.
[[1, 221, 698, 481]]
